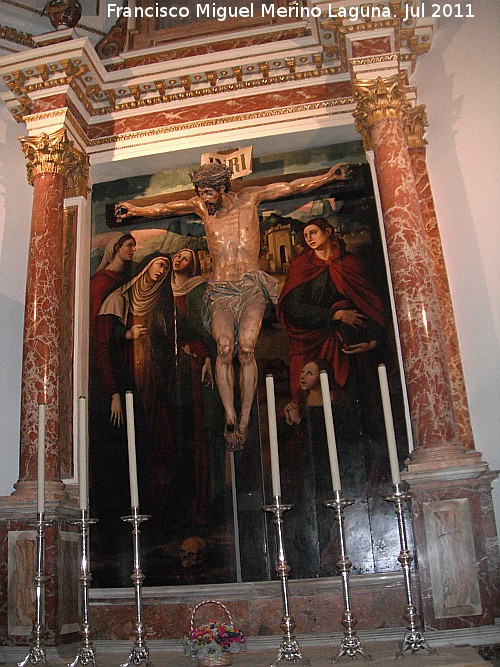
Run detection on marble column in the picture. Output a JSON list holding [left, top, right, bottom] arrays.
[[14, 129, 87, 502], [405, 105, 475, 452], [353, 73, 467, 465], [352, 73, 497, 629], [0, 129, 89, 647]]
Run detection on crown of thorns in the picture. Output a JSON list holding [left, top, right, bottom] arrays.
[[189, 163, 232, 190]]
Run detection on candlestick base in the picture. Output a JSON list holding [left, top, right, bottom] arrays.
[[397, 623, 436, 658], [332, 628, 372, 663], [271, 638, 310, 666], [68, 644, 97, 667], [383, 484, 435, 659], [18, 641, 50, 667], [120, 635, 153, 667]]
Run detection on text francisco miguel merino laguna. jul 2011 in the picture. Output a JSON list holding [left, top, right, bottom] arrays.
[[106, 2, 414, 23]]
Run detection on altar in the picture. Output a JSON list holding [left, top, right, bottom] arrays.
[[0, 0, 498, 656]]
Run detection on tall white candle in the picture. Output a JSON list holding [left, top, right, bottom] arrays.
[[265, 374, 281, 498], [78, 396, 88, 511], [319, 371, 342, 492], [377, 364, 401, 485], [37, 403, 46, 514], [125, 391, 140, 508]]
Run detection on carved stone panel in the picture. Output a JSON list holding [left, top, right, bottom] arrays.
[[58, 529, 80, 635], [8, 530, 36, 636], [423, 499, 481, 618]]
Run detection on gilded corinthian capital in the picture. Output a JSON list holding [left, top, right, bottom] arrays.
[[352, 72, 411, 141], [404, 104, 428, 149], [19, 128, 88, 194]]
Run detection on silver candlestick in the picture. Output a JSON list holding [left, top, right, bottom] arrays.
[[19, 513, 54, 667], [69, 509, 98, 667], [120, 507, 153, 667], [324, 491, 371, 662], [382, 483, 435, 658], [263, 496, 310, 666]]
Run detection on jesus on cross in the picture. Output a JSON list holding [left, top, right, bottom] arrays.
[[116, 160, 351, 449]]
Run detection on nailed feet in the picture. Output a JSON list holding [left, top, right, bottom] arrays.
[[223, 421, 248, 451]]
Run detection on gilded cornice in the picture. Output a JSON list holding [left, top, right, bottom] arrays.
[[3, 59, 351, 123], [0, 2, 434, 125], [93, 69, 344, 115], [19, 127, 89, 191], [352, 72, 410, 137], [104, 26, 310, 69], [0, 23, 35, 48]]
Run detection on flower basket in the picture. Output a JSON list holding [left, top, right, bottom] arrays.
[[198, 653, 232, 667], [183, 600, 246, 666]]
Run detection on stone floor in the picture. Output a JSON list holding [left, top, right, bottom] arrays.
[[2, 641, 499, 667], [2, 626, 500, 667], [98, 642, 489, 666]]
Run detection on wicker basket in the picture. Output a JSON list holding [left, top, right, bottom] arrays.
[[197, 653, 232, 667], [190, 600, 235, 667]]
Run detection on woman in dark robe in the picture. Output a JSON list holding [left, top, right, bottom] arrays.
[[89, 253, 175, 576], [170, 248, 226, 525]]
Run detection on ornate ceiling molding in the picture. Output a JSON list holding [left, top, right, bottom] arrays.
[[0, 23, 35, 49], [0, 1, 433, 163], [1, 2, 433, 118]]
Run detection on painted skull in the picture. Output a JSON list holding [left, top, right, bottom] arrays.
[[180, 536, 207, 568]]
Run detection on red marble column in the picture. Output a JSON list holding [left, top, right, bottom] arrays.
[[353, 77, 498, 628], [13, 129, 85, 502], [353, 75, 469, 465], [0, 129, 89, 648], [16, 171, 65, 498], [405, 108, 474, 451]]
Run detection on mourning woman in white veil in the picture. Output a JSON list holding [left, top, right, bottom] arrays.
[[89, 253, 175, 572]]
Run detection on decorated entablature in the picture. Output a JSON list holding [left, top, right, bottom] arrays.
[[0, 0, 434, 161]]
